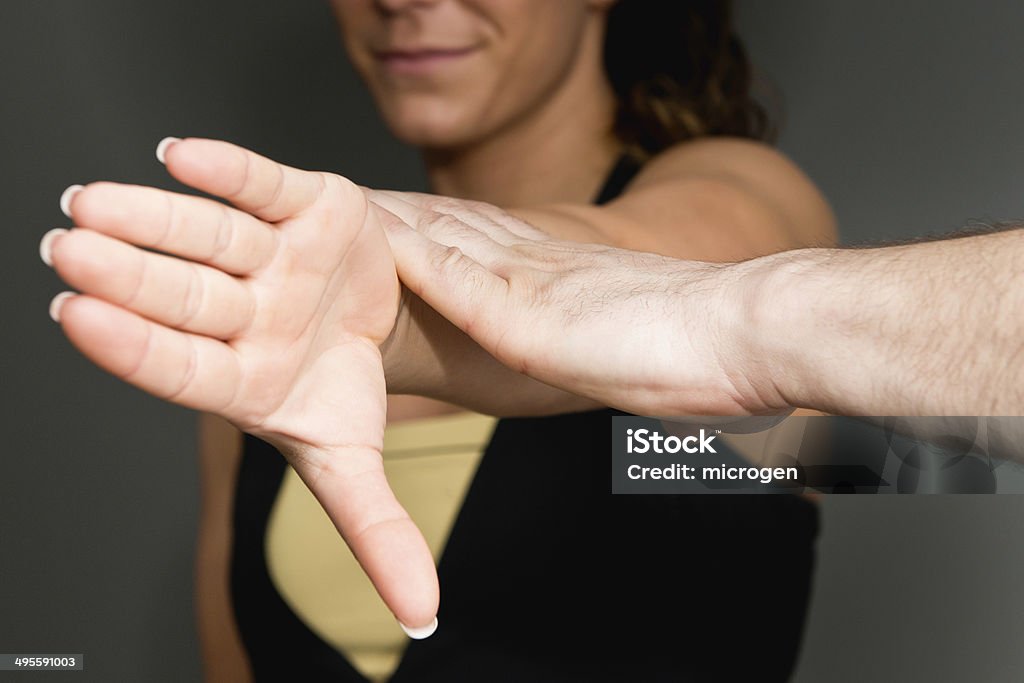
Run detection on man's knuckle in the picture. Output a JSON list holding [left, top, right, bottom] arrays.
[[423, 211, 461, 233], [433, 244, 465, 271], [424, 195, 458, 213]]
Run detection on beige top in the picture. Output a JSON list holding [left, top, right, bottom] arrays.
[[265, 412, 498, 682]]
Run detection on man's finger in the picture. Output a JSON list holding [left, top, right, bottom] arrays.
[[50, 229, 255, 340], [368, 190, 530, 246], [62, 181, 278, 275], [380, 212, 511, 348], [160, 138, 326, 223], [369, 197, 520, 272], [367, 190, 548, 241]]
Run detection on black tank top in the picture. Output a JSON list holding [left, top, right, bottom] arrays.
[[231, 156, 819, 682]]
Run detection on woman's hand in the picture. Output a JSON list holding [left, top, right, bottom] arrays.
[[44, 138, 438, 635], [375, 191, 794, 418]]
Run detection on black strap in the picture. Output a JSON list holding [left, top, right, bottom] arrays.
[[593, 153, 643, 205]]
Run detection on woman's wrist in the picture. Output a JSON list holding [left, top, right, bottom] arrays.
[[379, 285, 431, 397]]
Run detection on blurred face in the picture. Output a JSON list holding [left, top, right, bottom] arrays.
[[331, 0, 607, 149]]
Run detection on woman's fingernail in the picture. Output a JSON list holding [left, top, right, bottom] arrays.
[[39, 228, 69, 267], [60, 185, 84, 218], [156, 136, 181, 164], [49, 291, 76, 323], [398, 616, 438, 640]]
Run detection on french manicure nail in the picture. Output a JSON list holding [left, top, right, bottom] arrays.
[[49, 291, 75, 323], [399, 616, 438, 640], [60, 185, 84, 218], [156, 136, 181, 164], [39, 228, 69, 267]]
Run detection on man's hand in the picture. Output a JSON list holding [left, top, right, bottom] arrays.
[[375, 191, 793, 418], [44, 139, 438, 634], [380, 196, 1024, 419]]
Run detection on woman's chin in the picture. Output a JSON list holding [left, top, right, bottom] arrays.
[[392, 125, 475, 151], [381, 107, 487, 151]]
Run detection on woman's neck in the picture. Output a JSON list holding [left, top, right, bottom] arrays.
[[422, 30, 620, 208]]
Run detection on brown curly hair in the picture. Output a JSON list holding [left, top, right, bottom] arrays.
[[604, 0, 770, 159]]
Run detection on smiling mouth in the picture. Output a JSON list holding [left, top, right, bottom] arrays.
[[374, 46, 480, 75]]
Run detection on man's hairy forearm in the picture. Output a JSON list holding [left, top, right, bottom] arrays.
[[748, 228, 1024, 416], [376, 181, 832, 416]]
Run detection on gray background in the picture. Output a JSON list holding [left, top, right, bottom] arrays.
[[2, 1, 1022, 681]]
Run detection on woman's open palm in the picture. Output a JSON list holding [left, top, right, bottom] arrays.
[[46, 138, 438, 633]]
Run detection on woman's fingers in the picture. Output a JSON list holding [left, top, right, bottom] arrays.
[[63, 182, 278, 276], [53, 294, 243, 414], [295, 448, 440, 637], [49, 229, 256, 340], [160, 138, 327, 223]]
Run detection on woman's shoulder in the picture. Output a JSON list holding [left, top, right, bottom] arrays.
[[630, 138, 804, 186], [612, 138, 838, 251]]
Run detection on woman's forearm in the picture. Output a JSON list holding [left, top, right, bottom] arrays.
[[382, 287, 602, 416]]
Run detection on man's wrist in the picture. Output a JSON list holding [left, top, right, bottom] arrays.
[[731, 247, 835, 413], [738, 245, 925, 416]]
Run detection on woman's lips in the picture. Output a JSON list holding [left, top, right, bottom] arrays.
[[374, 46, 480, 76]]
